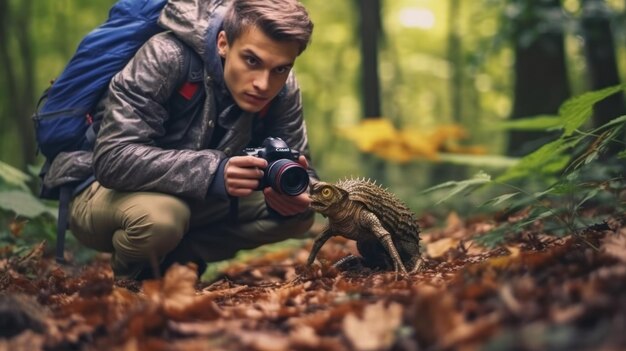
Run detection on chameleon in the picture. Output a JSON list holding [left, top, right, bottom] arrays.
[[306, 178, 422, 275]]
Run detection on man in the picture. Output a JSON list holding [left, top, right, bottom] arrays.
[[66, 0, 316, 279]]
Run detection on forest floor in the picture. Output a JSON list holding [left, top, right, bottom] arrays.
[[1, 211, 626, 351]]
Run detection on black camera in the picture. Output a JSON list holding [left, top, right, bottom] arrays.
[[243, 137, 310, 196]]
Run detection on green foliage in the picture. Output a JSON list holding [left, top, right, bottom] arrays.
[[0, 160, 58, 257], [0, 190, 56, 219], [422, 171, 492, 205], [0, 160, 54, 217], [559, 84, 626, 137], [496, 85, 626, 183], [0, 160, 32, 191], [490, 115, 562, 131], [425, 85, 626, 247]]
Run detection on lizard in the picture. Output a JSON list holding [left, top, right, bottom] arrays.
[[306, 178, 422, 275]]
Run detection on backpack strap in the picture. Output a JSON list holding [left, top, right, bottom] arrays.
[[55, 185, 73, 263], [177, 43, 204, 101]]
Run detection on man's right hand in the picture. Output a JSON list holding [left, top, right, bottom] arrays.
[[224, 156, 268, 197]]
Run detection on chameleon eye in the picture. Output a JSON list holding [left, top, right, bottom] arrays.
[[321, 187, 333, 198]]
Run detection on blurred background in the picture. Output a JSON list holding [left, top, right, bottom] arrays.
[[0, 0, 625, 228]]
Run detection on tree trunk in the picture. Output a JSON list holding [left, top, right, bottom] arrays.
[[0, 0, 37, 169], [507, 0, 571, 157], [448, 0, 463, 123], [357, 0, 382, 119], [430, 0, 467, 182], [581, 0, 626, 158], [356, 0, 385, 182]]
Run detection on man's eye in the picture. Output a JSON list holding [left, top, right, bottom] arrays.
[[245, 56, 258, 66], [274, 66, 290, 75]]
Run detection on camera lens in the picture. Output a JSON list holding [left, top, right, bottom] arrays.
[[266, 159, 309, 196]]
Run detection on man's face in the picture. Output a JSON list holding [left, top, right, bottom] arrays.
[[217, 26, 300, 113]]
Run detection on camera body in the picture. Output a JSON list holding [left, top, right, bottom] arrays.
[[243, 137, 310, 196]]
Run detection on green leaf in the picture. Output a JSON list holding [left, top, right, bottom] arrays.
[[496, 137, 576, 183], [481, 192, 520, 207], [422, 171, 492, 204], [518, 210, 554, 227], [490, 115, 562, 131], [574, 189, 599, 212], [0, 161, 31, 191], [559, 84, 626, 136], [541, 182, 579, 196], [594, 114, 626, 131], [0, 190, 57, 219]]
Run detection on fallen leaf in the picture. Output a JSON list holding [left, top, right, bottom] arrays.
[[426, 237, 460, 258], [601, 231, 626, 263], [9, 218, 28, 237], [143, 263, 221, 321], [343, 301, 403, 351]]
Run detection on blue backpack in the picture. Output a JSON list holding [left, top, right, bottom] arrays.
[[34, 0, 168, 161], [33, 0, 204, 262]]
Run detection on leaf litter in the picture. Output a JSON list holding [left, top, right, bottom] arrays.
[[0, 212, 625, 350]]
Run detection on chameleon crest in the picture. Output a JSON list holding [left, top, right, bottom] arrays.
[[307, 178, 421, 274]]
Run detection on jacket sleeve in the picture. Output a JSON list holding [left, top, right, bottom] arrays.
[[263, 73, 319, 181], [93, 34, 225, 199]]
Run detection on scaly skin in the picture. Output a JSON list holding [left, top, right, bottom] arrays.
[[307, 178, 422, 275]]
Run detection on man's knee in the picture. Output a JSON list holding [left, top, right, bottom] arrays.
[[116, 196, 190, 259]]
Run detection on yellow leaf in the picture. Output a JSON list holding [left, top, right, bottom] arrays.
[[338, 119, 486, 162], [338, 119, 398, 152], [399, 130, 439, 160]]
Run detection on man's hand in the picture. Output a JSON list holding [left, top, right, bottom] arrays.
[[263, 155, 312, 216], [224, 156, 267, 197]]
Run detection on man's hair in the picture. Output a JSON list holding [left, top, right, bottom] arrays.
[[223, 0, 313, 55]]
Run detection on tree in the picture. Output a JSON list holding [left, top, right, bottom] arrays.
[[581, 0, 626, 157], [0, 0, 37, 169], [507, 0, 571, 157], [448, 0, 463, 123], [355, 0, 386, 182], [356, 0, 382, 119]]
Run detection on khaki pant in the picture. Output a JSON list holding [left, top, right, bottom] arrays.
[[69, 181, 314, 279]]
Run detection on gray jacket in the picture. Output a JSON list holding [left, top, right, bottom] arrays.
[[44, 0, 316, 200]]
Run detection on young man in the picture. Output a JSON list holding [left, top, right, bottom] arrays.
[[63, 0, 316, 279]]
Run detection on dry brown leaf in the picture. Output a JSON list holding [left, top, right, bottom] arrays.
[[289, 325, 321, 348], [160, 263, 198, 311], [14, 241, 46, 270], [0, 330, 45, 351], [9, 218, 28, 237], [426, 237, 460, 258], [438, 313, 501, 350], [143, 263, 221, 321], [601, 231, 626, 263], [343, 301, 403, 351], [411, 285, 463, 347], [238, 331, 290, 351], [505, 245, 521, 258]]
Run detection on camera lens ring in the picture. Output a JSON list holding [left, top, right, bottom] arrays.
[[266, 159, 309, 196]]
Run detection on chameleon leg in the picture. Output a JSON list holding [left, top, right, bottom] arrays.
[[361, 211, 408, 275], [307, 227, 333, 266]]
